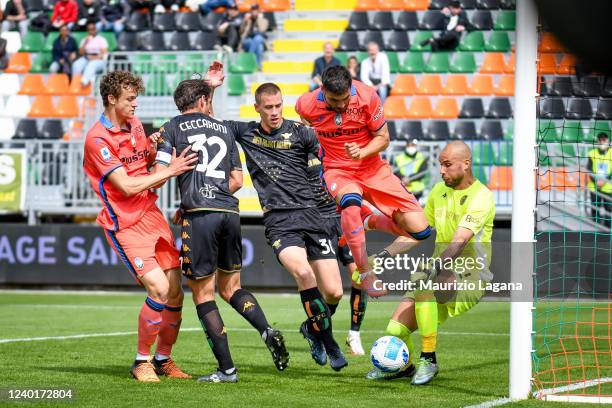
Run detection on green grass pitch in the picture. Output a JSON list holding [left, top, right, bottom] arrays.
[[0, 292, 601, 407]]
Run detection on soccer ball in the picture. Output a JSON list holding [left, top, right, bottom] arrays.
[[370, 336, 410, 373]]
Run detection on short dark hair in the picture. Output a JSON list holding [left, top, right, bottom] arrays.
[[597, 132, 609, 140], [173, 80, 212, 113], [254, 82, 281, 104], [450, 1, 461, 8], [321, 65, 352, 95], [100, 71, 144, 107]]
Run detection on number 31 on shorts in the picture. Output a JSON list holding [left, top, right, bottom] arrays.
[[319, 239, 336, 255]]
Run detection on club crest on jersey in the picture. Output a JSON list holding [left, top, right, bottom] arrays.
[[134, 257, 144, 269], [460, 195, 467, 205], [334, 113, 342, 126], [281, 132, 292, 140], [199, 184, 218, 199]]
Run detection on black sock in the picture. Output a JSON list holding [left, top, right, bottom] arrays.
[[420, 351, 437, 364], [229, 288, 270, 335], [326, 301, 338, 317], [349, 286, 367, 331], [299, 287, 339, 351], [196, 301, 234, 372]]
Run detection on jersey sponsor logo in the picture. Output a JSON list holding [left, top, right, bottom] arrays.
[[315, 126, 367, 138], [242, 301, 255, 313], [464, 214, 480, 224], [272, 239, 281, 249], [134, 257, 144, 269], [182, 243, 190, 252], [100, 147, 112, 162], [199, 184, 218, 199], [121, 148, 149, 165], [252, 136, 292, 149], [181, 231, 190, 239], [460, 195, 467, 205], [372, 105, 384, 122]]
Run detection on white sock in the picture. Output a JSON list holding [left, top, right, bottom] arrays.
[[348, 330, 361, 339], [363, 214, 373, 231], [136, 353, 149, 361], [154, 353, 169, 361]]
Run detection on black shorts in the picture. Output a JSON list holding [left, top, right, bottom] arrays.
[[325, 216, 355, 266], [181, 211, 242, 280], [263, 207, 337, 261]]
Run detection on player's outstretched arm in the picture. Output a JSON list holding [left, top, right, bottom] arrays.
[[108, 147, 197, 196]]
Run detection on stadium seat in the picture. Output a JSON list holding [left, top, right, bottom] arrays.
[[237, 0, 258, 12], [169, 32, 191, 51], [468, 75, 494, 95], [471, 11, 493, 30], [360, 31, 384, 51], [30, 52, 52, 73], [14, 119, 39, 139], [443, 74, 468, 95], [56, 96, 79, 117], [539, 33, 564, 53], [385, 31, 410, 51], [601, 78, 612, 97], [420, 11, 445, 30], [405, 0, 429, 10], [229, 52, 257, 74], [20, 32, 45, 52], [406, 97, 433, 118], [387, 52, 400, 73], [424, 121, 450, 140], [4, 95, 31, 117], [400, 121, 424, 140], [472, 143, 495, 165], [69, 75, 91, 96], [191, 32, 219, 50], [425, 52, 450, 73], [259, 0, 290, 12], [400, 52, 426, 73], [459, 31, 485, 51], [46, 74, 70, 94], [584, 121, 611, 142], [460, 0, 477, 8], [28, 95, 56, 117], [348, 12, 369, 31], [473, 165, 488, 185], [379, 0, 405, 10], [391, 74, 417, 95], [1, 31, 21, 54], [450, 52, 477, 73], [152, 12, 176, 31], [158, 54, 178, 73], [485, 31, 511, 52], [383, 96, 409, 118], [595, 99, 612, 120], [494, 75, 514, 96], [145, 75, 172, 96], [488, 166, 512, 190], [371, 12, 394, 30], [572, 76, 601, 97], [537, 120, 559, 142], [0, 74, 21, 96], [4, 52, 31, 73], [453, 121, 478, 140], [500, 0, 515, 9], [101, 32, 117, 52], [479, 52, 505, 73], [117, 32, 138, 51], [416, 75, 442, 95], [26, 0, 44, 12], [565, 98, 593, 120], [41, 119, 64, 139], [539, 98, 564, 119], [538, 53, 557, 75], [495, 10, 515, 30], [19, 74, 45, 95], [387, 120, 398, 140], [486, 98, 513, 118], [411, 31, 433, 51], [476, 0, 500, 9], [201, 12, 223, 31], [395, 11, 418, 30], [428, 0, 450, 8], [504, 121, 514, 140], [176, 12, 202, 31], [556, 54, 576, 75], [227, 75, 246, 96], [0, 118, 15, 141], [126, 12, 150, 32], [547, 76, 572, 97], [496, 142, 513, 165], [459, 98, 485, 118], [480, 121, 504, 140], [139, 31, 166, 51], [559, 121, 582, 143], [504, 53, 515, 73], [338, 31, 359, 51], [355, 0, 378, 11]]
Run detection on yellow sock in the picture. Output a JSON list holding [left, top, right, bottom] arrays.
[[415, 292, 438, 353], [421, 334, 437, 353]]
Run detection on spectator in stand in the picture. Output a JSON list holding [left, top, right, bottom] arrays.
[[97, 0, 129, 37], [420, 0, 472, 51], [50, 24, 78, 75], [154, 0, 183, 13], [72, 22, 108, 87], [199, 0, 235, 16], [1, 0, 29, 38], [392, 139, 429, 202], [347, 55, 360, 81], [52, 0, 79, 30], [360, 41, 390, 104], [216, 4, 242, 53], [75, 0, 101, 31], [587, 132, 612, 228], [310, 42, 340, 91], [240, 4, 268, 71]]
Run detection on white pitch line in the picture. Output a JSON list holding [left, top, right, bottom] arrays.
[[0, 327, 508, 344], [463, 397, 512, 408]]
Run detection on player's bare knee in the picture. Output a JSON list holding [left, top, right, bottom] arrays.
[[219, 283, 239, 303], [293, 266, 316, 287], [167, 287, 184, 306], [327, 288, 343, 304]]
